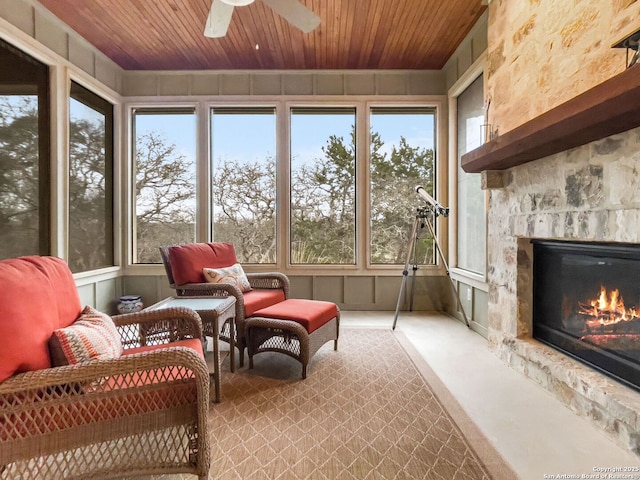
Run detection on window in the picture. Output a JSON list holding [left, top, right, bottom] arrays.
[[456, 75, 486, 274], [128, 102, 440, 270], [132, 109, 197, 263], [0, 39, 50, 260], [211, 108, 277, 263], [290, 108, 356, 265], [369, 108, 436, 265], [68, 82, 114, 272]]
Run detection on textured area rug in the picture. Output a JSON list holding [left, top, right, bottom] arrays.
[[202, 328, 517, 480]]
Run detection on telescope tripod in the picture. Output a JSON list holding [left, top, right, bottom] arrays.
[[392, 205, 470, 330]]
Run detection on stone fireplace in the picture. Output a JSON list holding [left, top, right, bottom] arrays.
[[457, 0, 640, 459], [484, 126, 640, 456]]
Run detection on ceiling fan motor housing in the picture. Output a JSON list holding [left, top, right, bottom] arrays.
[[221, 0, 254, 6]]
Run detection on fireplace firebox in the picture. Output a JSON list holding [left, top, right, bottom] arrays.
[[532, 240, 640, 391]]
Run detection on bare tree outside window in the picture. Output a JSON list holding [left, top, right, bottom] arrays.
[[290, 108, 356, 265], [68, 82, 113, 272], [370, 108, 436, 265], [0, 39, 50, 260], [129, 106, 436, 268], [211, 109, 277, 263], [0, 96, 41, 258], [133, 111, 196, 263]]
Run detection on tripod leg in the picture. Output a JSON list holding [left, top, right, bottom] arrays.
[[408, 221, 422, 312], [392, 215, 420, 330], [423, 217, 471, 328], [392, 274, 409, 331]]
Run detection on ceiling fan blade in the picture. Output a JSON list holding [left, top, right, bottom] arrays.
[[261, 0, 321, 33], [204, 0, 234, 38]]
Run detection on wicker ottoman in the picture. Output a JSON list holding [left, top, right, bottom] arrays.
[[245, 299, 340, 379]]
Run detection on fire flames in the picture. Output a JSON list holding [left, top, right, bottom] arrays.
[[578, 285, 639, 327], [559, 285, 640, 358]]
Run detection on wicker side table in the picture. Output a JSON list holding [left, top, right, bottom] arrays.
[[145, 296, 236, 402]]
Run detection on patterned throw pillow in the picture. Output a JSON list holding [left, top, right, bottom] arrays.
[[49, 306, 123, 366], [203, 263, 252, 293]]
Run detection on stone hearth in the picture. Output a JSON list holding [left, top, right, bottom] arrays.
[[485, 126, 640, 456]]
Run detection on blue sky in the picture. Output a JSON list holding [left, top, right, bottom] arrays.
[[70, 97, 104, 124], [134, 110, 435, 167], [1, 97, 435, 166]]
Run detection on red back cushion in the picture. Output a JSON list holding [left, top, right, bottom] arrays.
[[208, 242, 237, 267], [168, 242, 238, 286], [22, 256, 82, 330], [0, 256, 82, 382]]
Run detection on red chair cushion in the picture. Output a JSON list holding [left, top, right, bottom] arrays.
[[251, 299, 338, 333], [243, 289, 287, 317], [168, 242, 237, 286], [0, 256, 82, 383]]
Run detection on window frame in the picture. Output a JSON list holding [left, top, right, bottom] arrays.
[[0, 38, 51, 259], [447, 54, 489, 286], [130, 105, 199, 264], [367, 106, 439, 268], [62, 74, 122, 280], [210, 106, 278, 264], [289, 106, 358, 267], [123, 96, 447, 277], [0, 32, 123, 276], [67, 80, 115, 272], [364, 99, 448, 273]]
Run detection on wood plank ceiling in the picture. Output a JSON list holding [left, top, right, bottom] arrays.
[[36, 0, 487, 71]]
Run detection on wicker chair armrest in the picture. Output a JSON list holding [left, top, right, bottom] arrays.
[[113, 305, 202, 330], [174, 282, 242, 297], [113, 307, 203, 348], [0, 347, 210, 475], [0, 346, 209, 397], [246, 272, 290, 296]]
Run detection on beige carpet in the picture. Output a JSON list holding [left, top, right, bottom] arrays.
[[196, 327, 518, 480]]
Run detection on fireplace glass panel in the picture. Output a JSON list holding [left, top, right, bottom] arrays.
[[533, 240, 640, 391]]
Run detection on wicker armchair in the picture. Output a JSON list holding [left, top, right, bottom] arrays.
[[160, 243, 290, 369], [0, 256, 210, 479]]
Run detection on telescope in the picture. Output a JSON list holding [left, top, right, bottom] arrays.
[[415, 186, 449, 217], [393, 185, 469, 330]]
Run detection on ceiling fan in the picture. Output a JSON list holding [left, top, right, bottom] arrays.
[[204, 0, 321, 38]]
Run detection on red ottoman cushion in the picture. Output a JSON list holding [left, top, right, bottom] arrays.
[[252, 299, 338, 334]]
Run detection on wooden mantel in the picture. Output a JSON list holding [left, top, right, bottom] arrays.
[[461, 64, 640, 173]]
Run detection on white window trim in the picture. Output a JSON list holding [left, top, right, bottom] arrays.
[[447, 52, 489, 286]]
